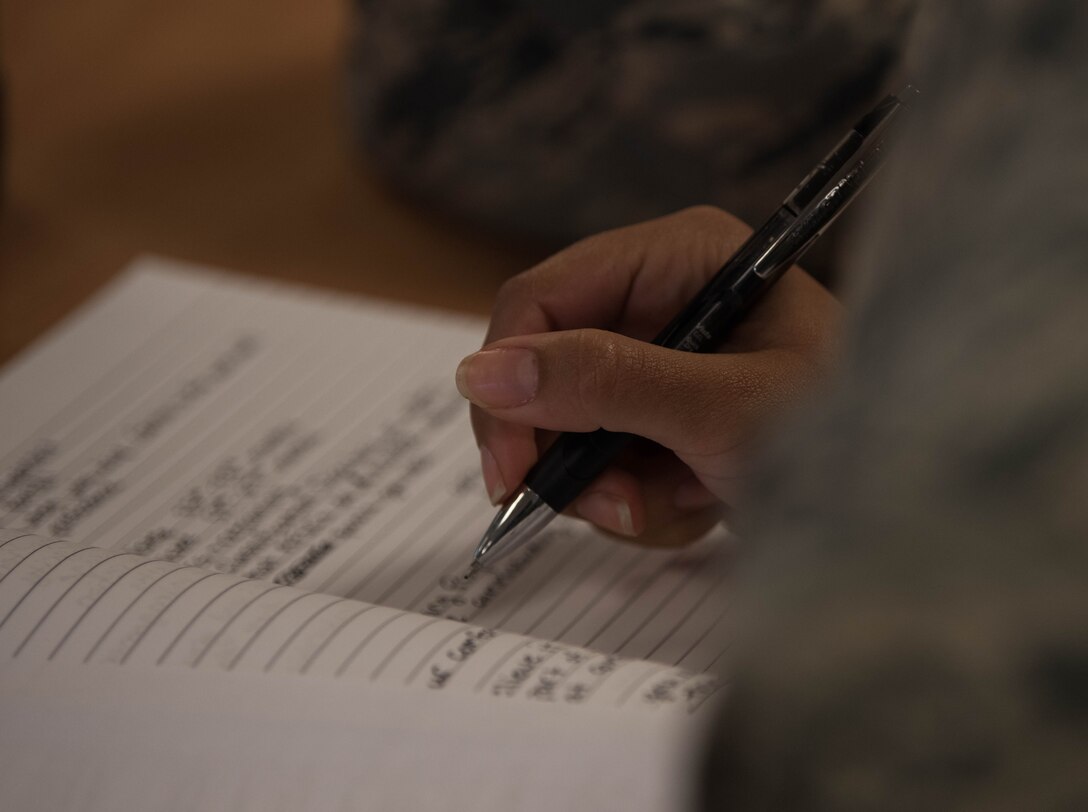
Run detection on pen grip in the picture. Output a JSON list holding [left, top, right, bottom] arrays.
[[523, 259, 759, 513], [525, 429, 633, 512]]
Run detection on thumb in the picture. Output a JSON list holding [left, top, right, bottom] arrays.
[[456, 329, 794, 457]]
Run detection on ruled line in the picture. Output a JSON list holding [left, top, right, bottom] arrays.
[[688, 679, 726, 714], [334, 611, 409, 677], [672, 605, 728, 669], [155, 578, 251, 665], [611, 566, 701, 655], [369, 617, 443, 681], [12, 302, 262, 525], [106, 568, 214, 664], [227, 591, 324, 671], [0, 539, 69, 592], [23, 289, 261, 476], [642, 573, 724, 662], [616, 663, 672, 708], [701, 643, 730, 674], [343, 452, 473, 601], [0, 533, 37, 555], [520, 546, 614, 638], [78, 331, 318, 547], [486, 539, 590, 629], [400, 511, 491, 613], [12, 551, 134, 657], [299, 604, 380, 674], [51, 559, 177, 660], [582, 563, 666, 649], [99, 321, 384, 553], [312, 425, 467, 597], [262, 596, 348, 672], [191, 584, 287, 667], [0, 290, 211, 471], [369, 500, 480, 608], [0, 546, 93, 633], [553, 551, 648, 641]]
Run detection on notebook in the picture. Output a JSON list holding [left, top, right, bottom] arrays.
[[0, 258, 729, 810]]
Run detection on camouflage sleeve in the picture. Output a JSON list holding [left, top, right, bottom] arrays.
[[347, 0, 916, 245], [700, 3, 1088, 809]]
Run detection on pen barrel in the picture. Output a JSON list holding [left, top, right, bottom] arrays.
[[526, 429, 633, 511], [652, 211, 790, 353]]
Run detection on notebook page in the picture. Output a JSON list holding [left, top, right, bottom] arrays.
[[0, 258, 729, 671], [0, 531, 719, 714], [0, 659, 704, 812]]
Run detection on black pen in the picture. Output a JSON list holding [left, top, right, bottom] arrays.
[[471, 86, 918, 571]]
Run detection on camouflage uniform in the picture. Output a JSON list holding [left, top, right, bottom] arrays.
[[701, 2, 1088, 808], [348, 0, 917, 246]]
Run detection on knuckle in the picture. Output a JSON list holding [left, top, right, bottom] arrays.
[[680, 204, 725, 220], [677, 204, 733, 229], [572, 329, 623, 423], [673, 207, 752, 267], [494, 272, 533, 311], [682, 204, 751, 239], [571, 330, 654, 428]]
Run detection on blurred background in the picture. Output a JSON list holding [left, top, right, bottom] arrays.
[[0, 0, 914, 366]]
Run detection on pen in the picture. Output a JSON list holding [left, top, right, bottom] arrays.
[[471, 86, 918, 571]]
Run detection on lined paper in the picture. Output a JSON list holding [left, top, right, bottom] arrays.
[[0, 259, 729, 671], [0, 531, 720, 713]]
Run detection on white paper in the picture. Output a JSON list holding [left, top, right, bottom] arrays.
[[0, 659, 707, 812], [0, 258, 730, 670]]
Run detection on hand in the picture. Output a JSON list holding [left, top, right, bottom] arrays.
[[456, 207, 841, 545]]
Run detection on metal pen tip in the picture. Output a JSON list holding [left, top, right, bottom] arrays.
[[471, 485, 557, 569]]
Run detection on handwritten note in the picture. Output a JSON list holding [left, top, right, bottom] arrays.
[[0, 259, 730, 673]]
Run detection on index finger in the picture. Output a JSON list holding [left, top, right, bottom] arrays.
[[484, 206, 753, 347], [468, 207, 753, 503]]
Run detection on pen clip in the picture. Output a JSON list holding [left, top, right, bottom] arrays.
[[750, 90, 913, 279], [785, 89, 910, 215]]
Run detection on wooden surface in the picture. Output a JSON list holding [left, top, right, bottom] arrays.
[[0, 0, 541, 365]]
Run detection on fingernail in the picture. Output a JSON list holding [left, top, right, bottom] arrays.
[[577, 492, 636, 537], [479, 446, 506, 505], [673, 480, 720, 511], [456, 348, 538, 408]]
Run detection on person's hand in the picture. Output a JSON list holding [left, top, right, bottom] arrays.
[[456, 207, 842, 545]]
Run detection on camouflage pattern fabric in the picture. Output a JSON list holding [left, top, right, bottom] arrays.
[[700, 2, 1088, 809], [348, 0, 916, 245]]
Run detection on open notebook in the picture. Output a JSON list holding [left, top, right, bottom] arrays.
[[0, 258, 729, 809]]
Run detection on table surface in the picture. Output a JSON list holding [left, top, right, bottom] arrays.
[[0, 0, 542, 366]]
